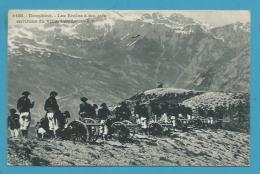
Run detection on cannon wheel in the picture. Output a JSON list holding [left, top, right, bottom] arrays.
[[66, 120, 89, 142], [149, 122, 163, 136], [111, 122, 130, 142], [191, 118, 203, 128], [121, 120, 136, 137], [83, 118, 99, 143], [121, 120, 133, 125], [176, 119, 188, 131]]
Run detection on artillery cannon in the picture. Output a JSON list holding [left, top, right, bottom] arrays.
[[62, 115, 224, 143], [147, 115, 223, 135], [65, 118, 140, 143], [65, 118, 102, 143], [148, 116, 175, 136]]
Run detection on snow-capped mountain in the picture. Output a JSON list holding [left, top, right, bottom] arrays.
[[8, 12, 250, 118]]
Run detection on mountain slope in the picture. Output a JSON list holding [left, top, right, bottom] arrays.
[[8, 129, 249, 166], [8, 12, 250, 121]]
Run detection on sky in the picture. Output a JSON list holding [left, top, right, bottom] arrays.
[[117, 10, 250, 27], [176, 10, 250, 27]]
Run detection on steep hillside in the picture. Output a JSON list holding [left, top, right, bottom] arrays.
[[8, 129, 249, 166]]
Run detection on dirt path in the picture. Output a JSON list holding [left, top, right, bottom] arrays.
[[8, 129, 249, 166]]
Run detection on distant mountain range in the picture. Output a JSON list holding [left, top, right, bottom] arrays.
[[8, 12, 250, 119]]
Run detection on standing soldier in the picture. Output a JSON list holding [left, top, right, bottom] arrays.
[[134, 101, 142, 124], [115, 102, 131, 121], [44, 91, 59, 137], [90, 104, 98, 119], [8, 108, 20, 139], [207, 107, 215, 127], [78, 97, 92, 121], [150, 101, 162, 122], [134, 102, 149, 134], [17, 91, 34, 138], [98, 103, 111, 140], [134, 101, 142, 118]]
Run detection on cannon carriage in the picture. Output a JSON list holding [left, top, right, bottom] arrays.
[[176, 116, 223, 130], [110, 120, 139, 141], [65, 118, 102, 143], [57, 114, 224, 143], [147, 115, 223, 135], [65, 118, 140, 142]]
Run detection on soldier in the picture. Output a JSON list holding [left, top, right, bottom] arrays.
[[215, 105, 223, 128], [134, 101, 142, 125], [98, 103, 111, 140], [138, 104, 149, 134], [98, 103, 111, 121], [35, 117, 49, 139], [197, 106, 204, 117], [134, 101, 142, 119], [17, 91, 34, 138], [160, 102, 171, 122], [78, 97, 93, 121], [44, 91, 59, 112], [115, 102, 131, 121], [90, 104, 98, 119], [44, 91, 59, 137], [207, 107, 215, 127], [161, 102, 169, 115], [56, 110, 70, 130], [63, 111, 71, 129], [150, 101, 162, 122], [186, 107, 192, 120], [53, 110, 71, 137], [8, 108, 20, 139]]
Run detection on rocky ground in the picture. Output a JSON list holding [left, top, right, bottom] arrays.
[[8, 129, 249, 166]]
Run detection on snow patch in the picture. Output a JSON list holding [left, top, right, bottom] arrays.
[[144, 88, 192, 96]]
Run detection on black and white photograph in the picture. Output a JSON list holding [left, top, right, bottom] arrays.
[[8, 10, 250, 166]]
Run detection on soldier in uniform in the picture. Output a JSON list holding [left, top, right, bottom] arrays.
[[135, 103, 149, 134], [35, 117, 49, 139], [150, 101, 162, 122], [134, 101, 142, 118], [17, 91, 34, 138], [115, 102, 131, 121], [44, 91, 59, 112], [90, 104, 98, 119], [44, 91, 59, 137], [98, 103, 111, 140], [134, 101, 142, 124], [56, 110, 71, 130], [8, 108, 20, 139], [78, 97, 93, 121]]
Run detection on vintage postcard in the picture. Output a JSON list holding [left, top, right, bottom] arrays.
[[8, 10, 250, 166]]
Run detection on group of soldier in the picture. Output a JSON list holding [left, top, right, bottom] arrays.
[[8, 91, 34, 138], [9, 90, 227, 140], [8, 90, 139, 139], [8, 91, 60, 139]]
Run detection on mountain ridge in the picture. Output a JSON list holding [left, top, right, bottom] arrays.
[[8, 12, 250, 121]]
